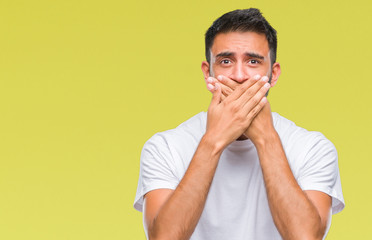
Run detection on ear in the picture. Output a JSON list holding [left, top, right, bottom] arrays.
[[270, 62, 281, 87], [201, 61, 210, 86]]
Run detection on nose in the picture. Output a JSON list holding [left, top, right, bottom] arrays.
[[229, 62, 249, 83]]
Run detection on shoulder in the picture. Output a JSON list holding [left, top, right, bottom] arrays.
[[141, 111, 207, 166], [134, 113, 206, 213], [272, 112, 335, 152], [144, 111, 207, 150], [272, 112, 338, 179]]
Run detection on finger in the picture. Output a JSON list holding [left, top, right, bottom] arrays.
[[219, 82, 233, 97], [238, 76, 269, 105], [207, 76, 231, 97], [210, 82, 222, 106], [246, 96, 267, 121], [206, 76, 217, 84], [206, 77, 216, 92], [224, 74, 262, 102], [217, 75, 240, 91], [242, 79, 270, 115], [207, 82, 215, 91], [221, 93, 226, 101]]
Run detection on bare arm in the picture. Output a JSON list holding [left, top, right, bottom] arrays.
[[253, 119, 330, 239], [144, 76, 270, 240], [145, 135, 222, 240], [215, 75, 332, 240]]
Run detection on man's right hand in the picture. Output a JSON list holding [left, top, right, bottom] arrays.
[[144, 75, 270, 240], [204, 74, 270, 150]]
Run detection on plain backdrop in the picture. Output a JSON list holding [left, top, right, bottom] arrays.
[[0, 0, 371, 239]]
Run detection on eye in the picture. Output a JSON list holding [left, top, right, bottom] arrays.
[[248, 59, 260, 64], [220, 59, 231, 64]]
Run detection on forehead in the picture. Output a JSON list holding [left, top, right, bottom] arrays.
[[211, 31, 269, 56]]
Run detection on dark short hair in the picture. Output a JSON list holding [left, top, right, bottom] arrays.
[[205, 8, 277, 65]]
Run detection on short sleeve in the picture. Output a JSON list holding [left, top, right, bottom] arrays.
[[133, 134, 179, 212], [297, 134, 345, 214]]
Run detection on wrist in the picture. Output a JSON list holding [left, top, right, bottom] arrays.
[[252, 127, 279, 149], [201, 132, 226, 156]]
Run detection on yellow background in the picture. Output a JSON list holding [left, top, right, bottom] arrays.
[[0, 0, 370, 239]]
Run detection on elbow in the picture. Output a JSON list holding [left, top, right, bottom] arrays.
[[146, 217, 165, 240], [148, 226, 188, 240], [286, 219, 326, 240], [315, 225, 327, 240], [148, 235, 159, 240], [147, 225, 169, 240], [148, 233, 171, 240], [147, 225, 161, 240], [147, 221, 157, 240], [313, 216, 328, 240], [300, 224, 326, 240], [148, 231, 161, 240], [292, 232, 322, 240], [303, 212, 328, 240]]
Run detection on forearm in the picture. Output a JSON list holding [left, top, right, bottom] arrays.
[[255, 131, 324, 240], [148, 134, 223, 240]]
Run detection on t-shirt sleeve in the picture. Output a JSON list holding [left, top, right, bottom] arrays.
[[297, 134, 345, 214], [133, 134, 179, 212]]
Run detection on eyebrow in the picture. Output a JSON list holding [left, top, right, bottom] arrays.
[[245, 52, 265, 60], [215, 51, 265, 60], [215, 51, 234, 58]]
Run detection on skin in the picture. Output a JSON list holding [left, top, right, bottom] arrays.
[[143, 31, 332, 240]]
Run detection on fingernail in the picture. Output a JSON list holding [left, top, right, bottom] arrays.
[[207, 83, 214, 90], [217, 75, 223, 80], [262, 76, 269, 82], [207, 77, 214, 83], [254, 75, 261, 80], [264, 83, 270, 88]]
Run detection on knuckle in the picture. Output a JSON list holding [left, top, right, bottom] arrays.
[[248, 108, 258, 119], [235, 114, 245, 125], [221, 99, 229, 107], [254, 79, 265, 87], [236, 86, 245, 95], [246, 88, 255, 97], [242, 80, 251, 88], [251, 96, 259, 106], [238, 121, 246, 130], [249, 78, 259, 85], [230, 103, 240, 112], [251, 106, 259, 115]]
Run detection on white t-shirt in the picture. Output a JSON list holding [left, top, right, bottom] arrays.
[[134, 112, 345, 239]]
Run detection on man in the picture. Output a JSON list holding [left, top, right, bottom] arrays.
[[134, 8, 344, 240]]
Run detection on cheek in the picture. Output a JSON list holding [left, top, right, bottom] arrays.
[[212, 65, 232, 77], [248, 67, 270, 77]]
